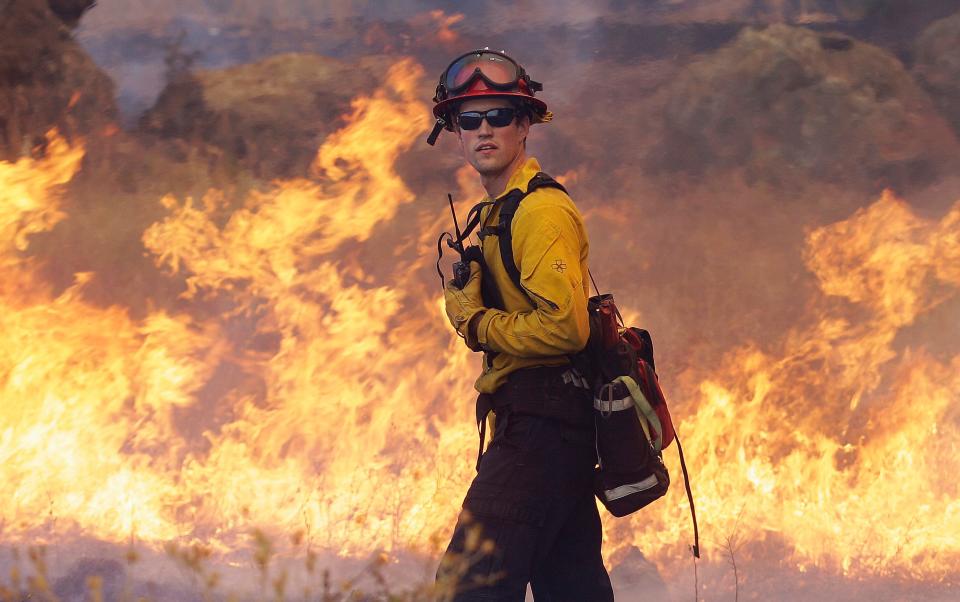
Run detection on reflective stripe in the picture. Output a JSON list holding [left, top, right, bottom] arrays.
[[593, 396, 634, 412], [594, 378, 655, 444], [603, 474, 660, 501]]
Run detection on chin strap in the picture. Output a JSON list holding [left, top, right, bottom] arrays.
[[426, 118, 446, 146]]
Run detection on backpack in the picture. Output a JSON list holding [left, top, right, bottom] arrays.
[[582, 294, 699, 561], [441, 172, 699, 558]]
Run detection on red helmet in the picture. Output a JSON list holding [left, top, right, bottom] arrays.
[[427, 49, 551, 145]]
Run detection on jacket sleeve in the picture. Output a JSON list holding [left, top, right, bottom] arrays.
[[474, 203, 590, 357]]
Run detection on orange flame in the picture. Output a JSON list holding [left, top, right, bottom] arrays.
[[139, 57, 479, 555], [0, 132, 80, 270], [631, 190, 960, 579], [2, 61, 959, 589], [0, 132, 198, 542]]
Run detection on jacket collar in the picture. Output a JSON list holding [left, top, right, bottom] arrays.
[[491, 157, 541, 201]]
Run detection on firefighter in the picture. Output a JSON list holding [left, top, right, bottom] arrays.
[[431, 49, 614, 602]]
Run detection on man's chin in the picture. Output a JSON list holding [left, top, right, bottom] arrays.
[[472, 157, 507, 176]]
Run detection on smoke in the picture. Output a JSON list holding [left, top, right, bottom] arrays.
[[78, 0, 957, 122], [5, 1, 960, 599]]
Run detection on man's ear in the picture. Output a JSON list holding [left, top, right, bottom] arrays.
[[518, 115, 531, 137], [516, 114, 531, 145]]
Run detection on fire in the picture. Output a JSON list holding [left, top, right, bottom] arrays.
[[137, 57, 486, 556], [2, 58, 959, 589], [627, 190, 960, 579], [1, 61, 475, 554], [0, 132, 192, 542], [0, 133, 80, 279]]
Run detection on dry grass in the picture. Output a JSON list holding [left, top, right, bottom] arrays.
[[0, 518, 501, 602]]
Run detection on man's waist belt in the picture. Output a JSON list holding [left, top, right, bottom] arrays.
[[474, 365, 592, 471], [490, 366, 592, 427]]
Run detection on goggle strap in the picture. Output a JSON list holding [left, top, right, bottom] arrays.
[[426, 119, 445, 146]]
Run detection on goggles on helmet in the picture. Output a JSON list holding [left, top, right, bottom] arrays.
[[435, 49, 542, 102], [427, 49, 550, 146]]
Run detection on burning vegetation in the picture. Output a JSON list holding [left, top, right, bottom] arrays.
[[1, 1, 960, 600]]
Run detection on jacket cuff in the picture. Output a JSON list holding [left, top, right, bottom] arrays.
[[463, 310, 485, 351], [475, 309, 499, 351]]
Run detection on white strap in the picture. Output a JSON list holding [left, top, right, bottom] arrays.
[[593, 396, 634, 412]]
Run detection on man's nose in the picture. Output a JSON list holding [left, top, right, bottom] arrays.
[[477, 117, 494, 136]]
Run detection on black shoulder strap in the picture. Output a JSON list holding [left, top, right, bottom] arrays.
[[494, 172, 568, 305], [460, 200, 496, 241]]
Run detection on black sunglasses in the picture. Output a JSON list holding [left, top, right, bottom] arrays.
[[457, 108, 517, 131]]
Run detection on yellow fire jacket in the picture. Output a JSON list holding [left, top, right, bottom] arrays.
[[472, 157, 591, 393]]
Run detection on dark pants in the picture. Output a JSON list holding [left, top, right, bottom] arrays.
[[437, 371, 614, 601]]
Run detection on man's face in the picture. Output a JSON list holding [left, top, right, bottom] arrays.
[[456, 97, 530, 178]]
